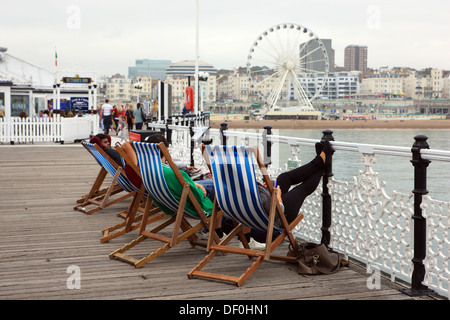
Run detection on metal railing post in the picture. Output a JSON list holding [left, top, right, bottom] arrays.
[[263, 125, 272, 167], [403, 134, 433, 296], [189, 121, 195, 167], [219, 123, 228, 145], [166, 117, 172, 144], [321, 129, 334, 247]]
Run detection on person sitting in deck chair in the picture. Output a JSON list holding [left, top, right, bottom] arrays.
[[123, 134, 219, 230], [246, 140, 329, 244], [201, 140, 331, 248], [90, 133, 123, 168]]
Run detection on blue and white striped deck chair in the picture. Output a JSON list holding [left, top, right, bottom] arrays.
[[99, 142, 163, 243], [209, 145, 282, 233], [110, 141, 219, 269], [74, 141, 137, 215], [188, 145, 303, 287]]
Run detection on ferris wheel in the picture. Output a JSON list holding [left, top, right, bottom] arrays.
[[246, 23, 330, 119]]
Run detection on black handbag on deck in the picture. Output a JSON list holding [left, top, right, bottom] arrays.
[[294, 242, 343, 275]]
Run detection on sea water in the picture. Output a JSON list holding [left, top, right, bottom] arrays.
[[241, 128, 450, 202], [281, 128, 450, 202]]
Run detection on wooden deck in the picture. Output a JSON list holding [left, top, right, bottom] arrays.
[[0, 142, 444, 302]]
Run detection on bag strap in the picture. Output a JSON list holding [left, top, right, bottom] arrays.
[[310, 250, 342, 275]]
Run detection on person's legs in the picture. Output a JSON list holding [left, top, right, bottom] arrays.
[[104, 123, 110, 135], [276, 144, 327, 223], [276, 155, 324, 196], [196, 179, 215, 202], [281, 169, 324, 223]]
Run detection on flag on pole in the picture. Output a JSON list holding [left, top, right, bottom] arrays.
[[55, 48, 58, 67]]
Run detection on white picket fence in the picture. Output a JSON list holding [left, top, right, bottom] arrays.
[[0, 115, 100, 144]]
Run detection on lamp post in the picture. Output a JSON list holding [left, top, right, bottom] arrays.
[[93, 83, 98, 110], [88, 84, 92, 110], [56, 83, 61, 110], [134, 82, 143, 103]]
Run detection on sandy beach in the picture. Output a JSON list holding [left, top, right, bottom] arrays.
[[210, 119, 450, 130]]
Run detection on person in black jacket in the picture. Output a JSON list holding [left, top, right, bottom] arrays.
[[89, 133, 123, 168]]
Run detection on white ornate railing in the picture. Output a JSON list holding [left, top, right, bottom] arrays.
[[0, 115, 99, 144], [147, 121, 450, 299]]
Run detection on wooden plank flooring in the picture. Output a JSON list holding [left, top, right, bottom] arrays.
[[0, 142, 444, 301]]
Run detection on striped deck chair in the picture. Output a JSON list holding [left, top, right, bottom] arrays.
[[74, 141, 136, 216], [109, 141, 220, 269], [188, 145, 303, 286], [99, 143, 164, 243], [75, 142, 121, 206]]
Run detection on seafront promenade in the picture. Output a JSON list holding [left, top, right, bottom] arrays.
[[0, 133, 446, 302], [209, 118, 450, 130]]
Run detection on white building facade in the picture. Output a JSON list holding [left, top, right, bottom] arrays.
[[0, 48, 96, 117]]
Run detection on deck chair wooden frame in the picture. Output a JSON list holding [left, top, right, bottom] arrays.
[[75, 166, 112, 204], [74, 141, 136, 215], [188, 145, 303, 287], [75, 141, 122, 207], [100, 142, 164, 243], [109, 141, 220, 269]]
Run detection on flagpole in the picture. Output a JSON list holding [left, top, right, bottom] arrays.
[[54, 46, 60, 110], [53, 46, 57, 111], [194, 0, 199, 114]]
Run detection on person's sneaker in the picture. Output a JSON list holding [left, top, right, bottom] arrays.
[[240, 238, 266, 250], [196, 228, 225, 240], [196, 228, 209, 240]]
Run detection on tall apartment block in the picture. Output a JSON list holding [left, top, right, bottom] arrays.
[[300, 39, 335, 72], [344, 45, 368, 74]]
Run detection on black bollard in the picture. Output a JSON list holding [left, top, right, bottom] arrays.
[[402, 135, 433, 296], [320, 129, 335, 247]]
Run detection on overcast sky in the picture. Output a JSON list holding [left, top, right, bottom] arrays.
[[1, 0, 449, 77]]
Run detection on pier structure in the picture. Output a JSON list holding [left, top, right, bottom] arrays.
[[0, 113, 448, 301]]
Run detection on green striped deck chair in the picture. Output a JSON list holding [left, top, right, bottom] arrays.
[[188, 145, 303, 286]]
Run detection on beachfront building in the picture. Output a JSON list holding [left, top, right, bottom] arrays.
[[293, 71, 360, 100], [442, 75, 450, 98], [104, 75, 132, 105], [164, 60, 217, 112], [131, 76, 152, 102], [128, 59, 172, 81], [311, 71, 360, 99], [402, 68, 447, 99], [360, 72, 404, 97], [216, 68, 249, 102], [0, 47, 95, 117]]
